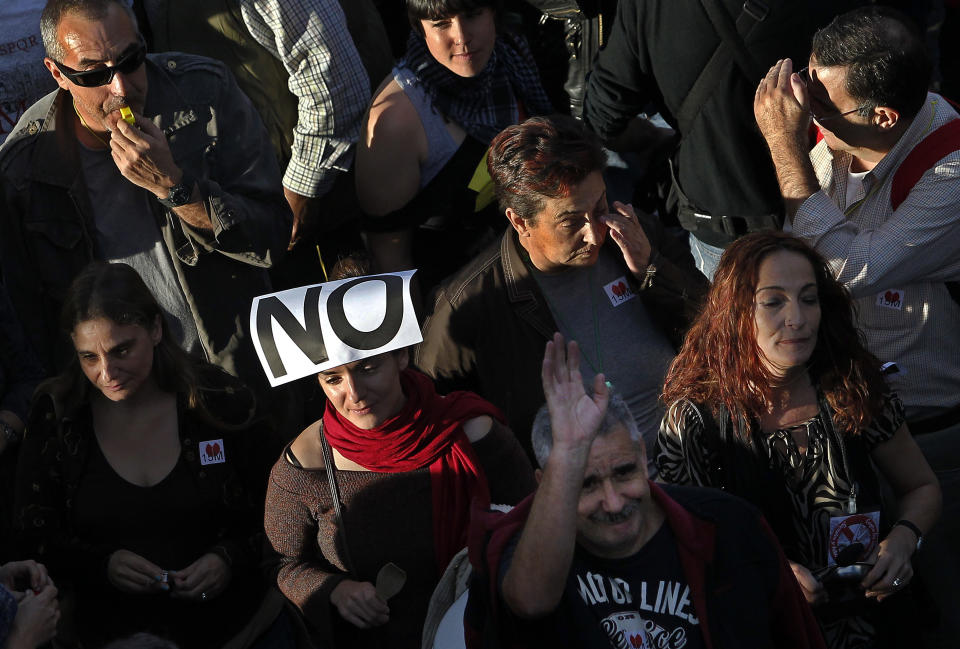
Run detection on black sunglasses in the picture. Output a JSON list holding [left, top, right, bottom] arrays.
[[54, 44, 147, 88]]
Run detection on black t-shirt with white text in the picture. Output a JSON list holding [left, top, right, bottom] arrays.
[[562, 523, 707, 649]]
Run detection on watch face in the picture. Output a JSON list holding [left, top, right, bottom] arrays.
[[161, 174, 193, 208], [169, 182, 191, 205]]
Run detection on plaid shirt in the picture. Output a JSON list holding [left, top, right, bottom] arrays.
[[792, 93, 960, 416], [239, 0, 370, 198]]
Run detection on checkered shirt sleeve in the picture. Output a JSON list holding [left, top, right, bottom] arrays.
[[239, 0, 371, 198]]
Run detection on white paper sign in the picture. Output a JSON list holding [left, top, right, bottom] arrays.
[[250, 271, 422, 387]]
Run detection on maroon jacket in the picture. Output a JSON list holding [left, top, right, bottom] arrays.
[[466, 481, 826, 649]]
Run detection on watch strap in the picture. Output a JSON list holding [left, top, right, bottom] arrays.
[[894, 519, 924, 550], [158, 171, 195, 208]]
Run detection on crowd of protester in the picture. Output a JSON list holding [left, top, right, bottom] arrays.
[[0, 0, 958, 648]]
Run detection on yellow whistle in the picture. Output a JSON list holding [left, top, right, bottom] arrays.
[[120, 106, 135, 125]]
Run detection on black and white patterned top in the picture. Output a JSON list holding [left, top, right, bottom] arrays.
[[656, 392, 906, 649]]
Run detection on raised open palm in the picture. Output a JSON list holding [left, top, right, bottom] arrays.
[[541, 333, 609, 450]]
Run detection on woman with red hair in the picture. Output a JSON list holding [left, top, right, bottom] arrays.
[[656, 231, 939, 649]]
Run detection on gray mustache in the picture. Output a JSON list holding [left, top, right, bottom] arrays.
[[589, 499, 642, 524]]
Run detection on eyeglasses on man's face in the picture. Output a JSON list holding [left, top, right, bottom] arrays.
[[796, 66, 867, 123], [54, 43, 147, 88]]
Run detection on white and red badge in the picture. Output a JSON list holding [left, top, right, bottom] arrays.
[[876, 288, 905, 311], [199, 439, 225, 466], [603, 276, 637, 307], [828, 511, 880, 566]]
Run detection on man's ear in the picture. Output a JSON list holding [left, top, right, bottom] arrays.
[[506, 207, 531, 237], [873, 105, 901, 132], [534, 468, 543, 484], [44, 57, 71, 91]]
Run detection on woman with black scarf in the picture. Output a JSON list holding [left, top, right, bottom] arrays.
[[356, 0, 554, 301]]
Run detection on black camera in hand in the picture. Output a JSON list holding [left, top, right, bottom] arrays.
[[814, 543, 874, 604]]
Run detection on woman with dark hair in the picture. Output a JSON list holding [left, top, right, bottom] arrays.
[[656, 231, 940, 649], [13, 262, 277, 649], [356, 0, 553, 298], [264, 257, 535, 648]]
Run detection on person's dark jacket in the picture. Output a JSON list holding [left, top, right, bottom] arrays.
[[0, 53, 291, 384], [13, 365, 277, 585], [0, 282, 43, 425], [582, 0, 817, 246], [415, 216, 707, 458], [466, 481, 826, 649]]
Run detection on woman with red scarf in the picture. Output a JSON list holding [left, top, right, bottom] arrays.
[[264, 344, 534, 647]]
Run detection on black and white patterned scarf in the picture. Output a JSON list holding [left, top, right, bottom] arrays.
[[399, 29, 554, 143]]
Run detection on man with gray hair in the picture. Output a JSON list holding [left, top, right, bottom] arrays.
[[465, 334, 825, 649]]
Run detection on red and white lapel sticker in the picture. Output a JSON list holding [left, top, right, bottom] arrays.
[[876, 289, 904, 311], [603, 276, 636, 307], [200, 439, 225, 466]]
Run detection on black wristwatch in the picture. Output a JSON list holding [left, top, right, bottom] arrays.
[[158, 171, 195, 208], [894, 519, 924, 552]]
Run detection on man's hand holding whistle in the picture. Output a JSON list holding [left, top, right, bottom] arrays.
[[109, 106, 212, 231]]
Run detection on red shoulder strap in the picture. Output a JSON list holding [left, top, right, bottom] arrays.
[[890, 117, 960, 210]]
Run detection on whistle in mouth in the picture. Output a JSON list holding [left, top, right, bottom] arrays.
[[120, 106, 135, 125]]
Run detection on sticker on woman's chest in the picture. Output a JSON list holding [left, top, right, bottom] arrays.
[[199, 439, 225, 465], [603, 276, 636, 306], [828, 511, 880, 566], [875, 289, 904, 310]]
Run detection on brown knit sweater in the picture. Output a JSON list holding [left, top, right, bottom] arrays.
[[264, 419, 534, 648]]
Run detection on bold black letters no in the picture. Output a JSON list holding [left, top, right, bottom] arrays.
[[326, 276, 405, 350], [255, 286, 327, 379]]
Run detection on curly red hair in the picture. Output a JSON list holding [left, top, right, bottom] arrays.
[[662, 231, 887, 436]]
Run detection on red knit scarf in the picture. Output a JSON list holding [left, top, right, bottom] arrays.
[[322, 369, 504, 573]]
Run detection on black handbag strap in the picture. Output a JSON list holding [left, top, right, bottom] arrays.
[[676, 0, 770, 136], [319, 420, 357, 575]]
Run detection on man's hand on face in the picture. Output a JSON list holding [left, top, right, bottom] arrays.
[[110, 110, 188, 200], [601, 201, 652, 277], [754, 58, 810, 149]]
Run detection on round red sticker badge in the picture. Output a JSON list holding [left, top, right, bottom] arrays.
[[829, 513, 879, 563]]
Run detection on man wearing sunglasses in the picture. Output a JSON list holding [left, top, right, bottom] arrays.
[[754, 8, 960, 647], [0, 0, 291, 396]]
